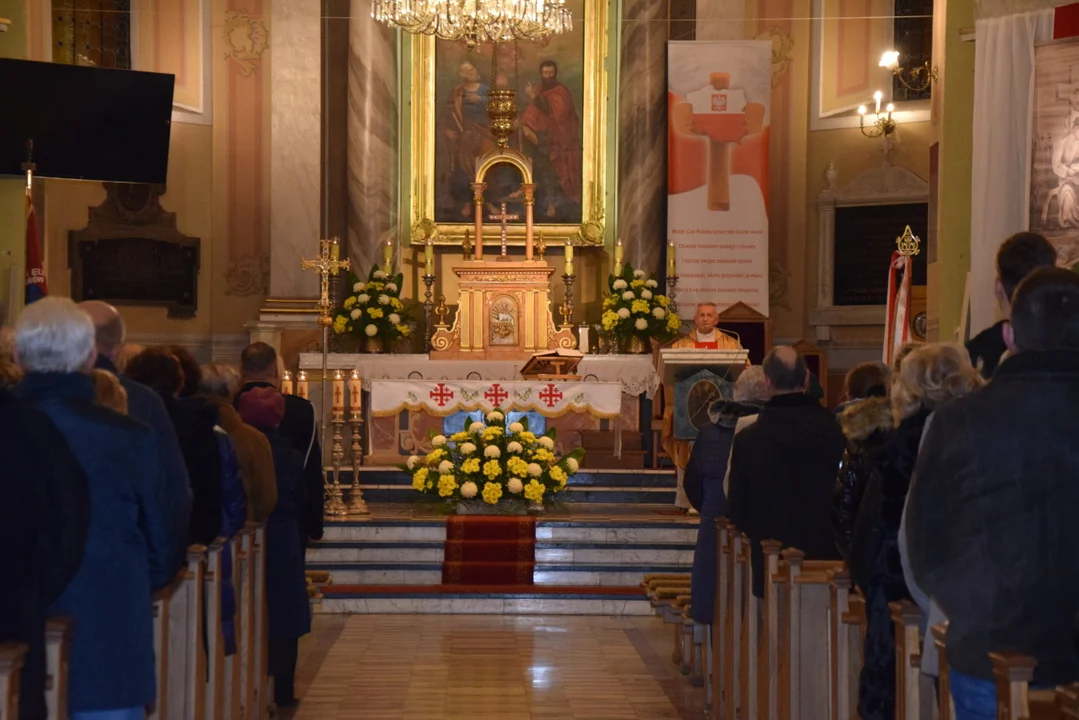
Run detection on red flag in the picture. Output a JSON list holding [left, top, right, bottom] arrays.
[[882, 251, 911, 365], [25, 188, 48, 304]]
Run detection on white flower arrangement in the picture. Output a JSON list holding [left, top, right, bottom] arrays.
[[378, 294, 390, 305], [622, 291, 635, 300], [633, 269, 646, 278], [460, 442, 477, 455], [469, 422, 486, 434], [334, 266, 410, 346], [350, 308, 362, 319], [364, 324, 378, 336], [353, 282, 365, 292], [508, 422, 524, 433], [460, 481, 478, 498], [486, 411, 504, 422], [385, 283, 398, 293], [507, 441, 523, 454], [646, 279, 659, 288], [484, 446, 501, 458], [613, 279, 628, 290], [600, 262, 680, 349], [635, 318, 648, 330], [507, 477, 524, 494], [432, 435, 447, 447], [373, 269, 387, 279]]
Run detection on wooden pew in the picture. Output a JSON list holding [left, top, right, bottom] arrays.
[[726, 532, 748, 720], [161, 546, 207, 720], [43, 618, 72, 720], [827, 569, 862, 720], [931, 624, 953, 720], [711, 518, 732, 719], [227, 527, 255, 720], [784, 551, 843, 720], [204, 540, 226, 720], [890, 600, 937, 720], [761, 540, 786, 720], [990, 652, 1058, 720], [737, 533, 758, 720], [251, 525, 269, 720], [0, 643, 28, 720], [1057, 681, 1079, 718]]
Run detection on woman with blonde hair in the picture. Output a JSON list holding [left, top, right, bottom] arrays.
[[90, 369, 128, 414], [848, 343, 983, 720]]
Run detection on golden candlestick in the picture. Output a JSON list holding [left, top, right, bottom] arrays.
[[326, 418, 348, 516], [435, 295, 450, 327], [347, 416, 369, 516]]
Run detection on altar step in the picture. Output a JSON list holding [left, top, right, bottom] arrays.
[[315, 586, 653, 616], [579, 430, 647, 470]]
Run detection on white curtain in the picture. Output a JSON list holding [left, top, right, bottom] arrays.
[[969, 9, 1053, 335]]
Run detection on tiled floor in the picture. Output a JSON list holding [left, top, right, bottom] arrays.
[[284, 614, 706, 719]]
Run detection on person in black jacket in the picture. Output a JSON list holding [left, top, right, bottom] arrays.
[[909, 268, 1079, 719], [831, 396, 893, 559], [0, 389, 89, 720], [728, 346, 847, 597], [236, 342, 324, 546], [966, 232, 1056, 379]]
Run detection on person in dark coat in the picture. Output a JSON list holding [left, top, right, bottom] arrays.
[[832, 361, 889, 416], [14, 298, 172, 719], [80, 300, 192, 574], [850, 343, 983, 720], [215, 426, 248, 656], [728, 346, 847, 597], [0, 388, 89, 720], [238, 387, 311, 709], [831, 396, 893, 559], [685, 366, 767, 625], [236, 342, 324, 548]]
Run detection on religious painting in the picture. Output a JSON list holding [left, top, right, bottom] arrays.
[[489, 295, 519, 346], [1031, 38, 1079, 264], [673, 370, 733, 441], [408, 0, 609, 245]]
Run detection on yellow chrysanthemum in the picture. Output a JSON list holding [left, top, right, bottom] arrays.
[[450, 431, 469, 442], [343, 296, 357, 308], [412, 467, 429, 491], [550, 466, 566, 483], [602, 296, 617, 309], [524, 479, 545, 502], [482, 459, 502, 479], [461, 458, 481, 474], [369, 282, 384, 291], [532, 448, 555, 464], [368, 307, 384, 319], [519, 432, 537, 444], [425, 448, 444, 464], [601, 310, 619, 330], [666, 312, 681, 332], [481, 427, 504, 442], [391, 298, 404, 311], [438, 474, 458, 497], [507, 456, 529, 477], [397, 324, 411, 336], [657, 295, 670, 308], [482, 481, 503, 505], [631, 299, 650, 314], [630, 279, 645, 288], [333, 316, 348, 334]]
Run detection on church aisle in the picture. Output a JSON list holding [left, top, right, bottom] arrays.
[[285, 614, 706, 719]]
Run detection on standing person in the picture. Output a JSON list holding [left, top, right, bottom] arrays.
[[520, 60, 581, 220], [238, 387, 311, 709], [236, 342, 324, 547], [908, 267, 1079, 720], [15, 298, 172, 720], [966, 232, 1056, 378], [727, 346, 846, 597], [0, 389, 89, 720]]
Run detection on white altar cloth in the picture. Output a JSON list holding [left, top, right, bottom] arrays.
[[371, 379, 623, 419], [298, 353, 661, 398]]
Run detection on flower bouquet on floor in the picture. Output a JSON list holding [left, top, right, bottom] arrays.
[[333, 266, 411, 352], [600, 264, 680, 353], [401, 410, 585, 514]]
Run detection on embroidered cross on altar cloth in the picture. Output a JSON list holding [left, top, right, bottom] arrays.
[[369, 379, 622, 420]]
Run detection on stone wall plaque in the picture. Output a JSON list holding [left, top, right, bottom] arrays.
[[833, 203, 927, 306]]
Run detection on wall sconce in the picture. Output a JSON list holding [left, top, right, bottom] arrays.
[[880, 50, 938, 93], [858, 91, 896, 138], [0, 17, 11, 32]]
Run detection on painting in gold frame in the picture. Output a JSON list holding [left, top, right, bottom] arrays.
[[407, 0, 609, 246]]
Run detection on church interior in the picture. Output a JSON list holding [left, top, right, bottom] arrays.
[[4, 0, 1079, 718]]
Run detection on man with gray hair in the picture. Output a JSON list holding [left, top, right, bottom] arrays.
[[15, 297, 173, 717]]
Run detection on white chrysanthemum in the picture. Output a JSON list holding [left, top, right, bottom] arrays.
[[508, 422, 524, 434], [652, 307, 667, 319], [364, 324, 378, 336], [460, 442, 477, 455], [633, 269, 646, 278], [484, 446, 501, 458], [438, 460, 454, 474], [353, 282, 365, 292], [406, 455, 420, 470], [612, 279, 628, 290], [432, 435, 447, 447], [373, 270, 387, 279], [378, 294, 390, 305], [507, 441, 523, 454], [527, 463, 543, 477], [617, 308, 631, 319], [357, 293, 370, 304], [389, 313, 401, 325], [469, 422, 486, 434], [486, 411, 504, 422], [635, 318, 648, 330], [460, 481, 478, 498], [385, 282, 398, 293], [641, 289, 653, 300], [566, 457, 579, 473], [622, 291, 635, 301], [350, 308, 362, 320], [538, 436, 555, 450], [507, 477, 524, 494], [646, 279, 659, 288]]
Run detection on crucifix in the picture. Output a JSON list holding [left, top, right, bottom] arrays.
[[488, 202, 520, 257]]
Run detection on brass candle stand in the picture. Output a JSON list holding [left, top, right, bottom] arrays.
[[559, 274, 575, 329], [423, 274, 436, 352], [326, 411, 349, 517], [666, 276, 679, 316], [346, 408, 369, 515], [435, 295, 450, 328]]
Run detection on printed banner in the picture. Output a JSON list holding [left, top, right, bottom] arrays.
[[370, 380, 623, 419], [667, 40, 771, 316], [24, 188, 48, 305]]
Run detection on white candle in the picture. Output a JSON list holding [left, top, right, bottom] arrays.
[[614, 238, 624, 275], [383, 239, 393, 274], [874, 90, 882, 115], [296, 371, 309, 400], [332, 369, 345, 415], [667, 241, 677, 277], [281, 370, 293, 396], [424, 239, 435, 276], [564, 240, 574, 276], [348, 370, 362, 419]]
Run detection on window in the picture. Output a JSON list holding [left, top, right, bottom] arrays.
[[891, 0, 933, 102], [52, 0, 131, 69]]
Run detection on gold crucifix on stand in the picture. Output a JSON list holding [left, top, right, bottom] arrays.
[[488, 202, 520, 258]]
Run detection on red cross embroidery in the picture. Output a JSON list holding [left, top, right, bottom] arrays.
[[429, 383, 455, 407], [539, 383, 564, 408], [484, 383, 509, 407]]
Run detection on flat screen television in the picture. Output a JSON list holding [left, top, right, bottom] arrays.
[[0, 59, 174, 185]]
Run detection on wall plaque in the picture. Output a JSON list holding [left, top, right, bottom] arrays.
[[69, 184, 200, 318], [833, 203, 927, 306]]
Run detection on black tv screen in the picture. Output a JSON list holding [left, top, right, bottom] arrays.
[[0, 59, 174, 184]]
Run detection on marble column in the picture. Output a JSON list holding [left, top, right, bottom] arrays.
[[346, 0, 398, 276], [269, 0, 322, 298], [617, 0, 669, 276]]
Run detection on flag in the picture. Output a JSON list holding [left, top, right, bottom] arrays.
[[883, 250, 911, 365], [24, 188, 48, 305]]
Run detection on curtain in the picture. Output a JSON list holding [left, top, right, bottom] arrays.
[[969, 10, 1053, 335]]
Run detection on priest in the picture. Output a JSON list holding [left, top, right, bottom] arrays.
[[662, 302, 745, 510]]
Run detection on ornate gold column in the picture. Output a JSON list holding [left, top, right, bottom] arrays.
[[471, 182, 487, 259], [522, 183, 536, 261]]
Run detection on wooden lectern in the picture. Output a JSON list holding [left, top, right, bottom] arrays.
[[659, 348, 750, 441]]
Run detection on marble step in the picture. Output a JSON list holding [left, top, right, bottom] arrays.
[[320, 519, 699, 545], [328, 468, 677, 488], [315, 590, 652, 616], [355, 486, 677, 504], [306, 562, 692, 587], [307, 541, 695, 565]]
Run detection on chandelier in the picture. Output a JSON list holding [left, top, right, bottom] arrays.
[[372, 0, 572, 48]]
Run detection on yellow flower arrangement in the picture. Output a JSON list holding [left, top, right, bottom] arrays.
[[482, 482, 503, 504], [343, 296, 356, 308], [461, 458, 481, 474], [333, 266, 410, 347], [483, 459, 502, 479], [450, 431, 470, 442], [550, 466, 566, 484], [532, 448, 555, 464], [506, 456, 529, 477], [631, 299, 650, 314], [602, 264, 679, 349], [412, 467, 429, 490], [333, 316, 348, 334], [368, 307, 384, 319], [630, 279, 645, 288], [438, 474, 458, 497], [425, 448, 444, 464], [481, 426, 504, 442], [524, 479, 545, 502]]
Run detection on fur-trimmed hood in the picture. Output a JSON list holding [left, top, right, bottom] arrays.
[[707, 398, 764, 427], [838, 396, 894, 442]]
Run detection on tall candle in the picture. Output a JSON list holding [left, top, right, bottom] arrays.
[[874, 90, 882, 115], [383, 239, 393, 274], [348, 369, 362, 419], [296, 371, 309, 400], [281, 370, 294, 396], [564, 240, 574, 276], [424, 238, 435, 276], [330, 237, 340, 261], [667, 241, 677, 277], [614, 238, 624, 275], [332, 369, 345, 415]]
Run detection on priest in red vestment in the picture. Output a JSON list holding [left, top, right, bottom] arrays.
[[661, 302, 746, 510], [520, 61, 581, 220]]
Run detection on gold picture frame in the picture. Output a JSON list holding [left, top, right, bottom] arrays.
[[406, 0, 609, 247]]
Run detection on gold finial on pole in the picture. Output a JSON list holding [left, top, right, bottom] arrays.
[[300, 237, 351, 326], [896, 225, 921, 258]]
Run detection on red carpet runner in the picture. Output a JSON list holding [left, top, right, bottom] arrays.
[[441, 515, 537, 585]]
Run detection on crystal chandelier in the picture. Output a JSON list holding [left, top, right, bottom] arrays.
[[371, 0, 572, 48]]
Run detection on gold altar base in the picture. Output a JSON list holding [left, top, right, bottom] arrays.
[[430, 259, 576, 361]]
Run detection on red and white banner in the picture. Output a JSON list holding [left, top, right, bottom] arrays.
[[883, 251, 912, 365], [24, 188, 48, 305], [370, 380, 622, 419], [667, 40, 771, 316]]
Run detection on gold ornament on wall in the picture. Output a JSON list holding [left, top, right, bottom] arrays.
[[755, 26, 794, 87], [224, 11, 269, 77]]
